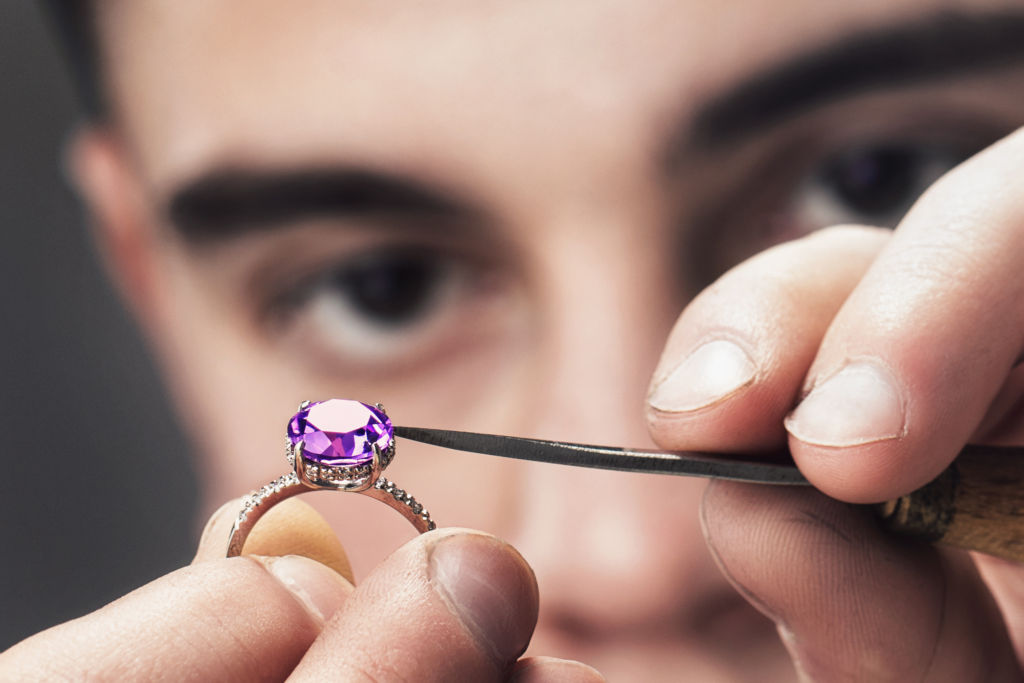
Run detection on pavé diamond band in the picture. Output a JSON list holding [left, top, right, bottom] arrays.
[[227, 399, 436, 557]]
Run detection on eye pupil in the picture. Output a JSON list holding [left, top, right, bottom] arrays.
[[336, 254, 439, 326], [823, 145, 919, 219]]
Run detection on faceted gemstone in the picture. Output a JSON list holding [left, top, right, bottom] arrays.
[[287, 399, 393, 467]]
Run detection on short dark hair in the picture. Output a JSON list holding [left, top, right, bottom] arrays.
[[41, 0, 105, 120]]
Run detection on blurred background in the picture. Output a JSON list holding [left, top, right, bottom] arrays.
[[0, 3, 196, 649]]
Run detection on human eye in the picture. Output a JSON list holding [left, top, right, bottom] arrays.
[[313, 247, 455, 331], [684, 115, 1010, 289], [790, 139, 967, 232], [263, 237, 513, 376]]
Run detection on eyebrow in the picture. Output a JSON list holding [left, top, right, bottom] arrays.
[[684, 11, 1024, 155], [165, 167, 477, 242]]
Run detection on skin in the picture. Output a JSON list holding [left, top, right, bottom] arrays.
[[4, 0, 1024, 679]]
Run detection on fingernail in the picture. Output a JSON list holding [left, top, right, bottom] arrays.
[[429, 533, 538, 663], [785, 361, 906, 447], [649, 340, 757, 412], [257, 555, 352, 625]]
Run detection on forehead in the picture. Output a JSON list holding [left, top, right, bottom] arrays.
[[99, 0, 1009, 194]]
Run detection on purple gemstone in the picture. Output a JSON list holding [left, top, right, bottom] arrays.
[[287, 399, 393, 467]]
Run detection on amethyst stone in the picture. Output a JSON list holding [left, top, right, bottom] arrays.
[[287, 399, 393, 467]]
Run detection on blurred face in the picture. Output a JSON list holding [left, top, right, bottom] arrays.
[[82, 0, 1024, 678]]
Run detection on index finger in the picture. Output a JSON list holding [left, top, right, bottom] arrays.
[[785, 126, 1024, 502]]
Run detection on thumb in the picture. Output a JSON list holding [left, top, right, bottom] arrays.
[[193, 496, 354, 583], [291, 528, 540, 682]]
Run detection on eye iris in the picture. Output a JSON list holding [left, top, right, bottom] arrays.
[[824, 146, 917, 219], [337, 254, 439, 326]]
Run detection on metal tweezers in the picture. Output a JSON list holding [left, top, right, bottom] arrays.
[[395, 426, 809, 485]]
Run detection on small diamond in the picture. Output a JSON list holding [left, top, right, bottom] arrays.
[[410, 501, 422, 514]]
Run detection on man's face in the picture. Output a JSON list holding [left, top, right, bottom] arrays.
[[84, 0, 1024, 678]]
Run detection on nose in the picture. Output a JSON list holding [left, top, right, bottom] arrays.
[[504, 221, 730, 636], [512, 463, 719, 634]]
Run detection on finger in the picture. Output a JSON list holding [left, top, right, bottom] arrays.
[[784, 128, 1024, 502], [647, 225, 889, 451], [1, 499, 354, 681], [194, 496, 354, 582], [702, 481, 1020, 682], [0, 557, 352, 680], [509, 657, 607, 682], [974, 555, 1024, 667], [290, 528, 538, 682]]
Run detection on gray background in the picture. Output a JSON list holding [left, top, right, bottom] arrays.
[[0, 3, 197, 649]]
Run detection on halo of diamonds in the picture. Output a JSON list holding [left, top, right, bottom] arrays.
[[289, 438, 395, 489]]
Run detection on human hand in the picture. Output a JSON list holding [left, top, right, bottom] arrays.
[[0, 498, 604, 682], [647, 127, 1024, 680]]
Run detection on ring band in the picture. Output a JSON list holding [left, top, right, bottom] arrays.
[[227, 399, 436, 557]]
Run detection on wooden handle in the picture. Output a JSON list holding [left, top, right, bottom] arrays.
[[877, 445, 1024, 562]]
